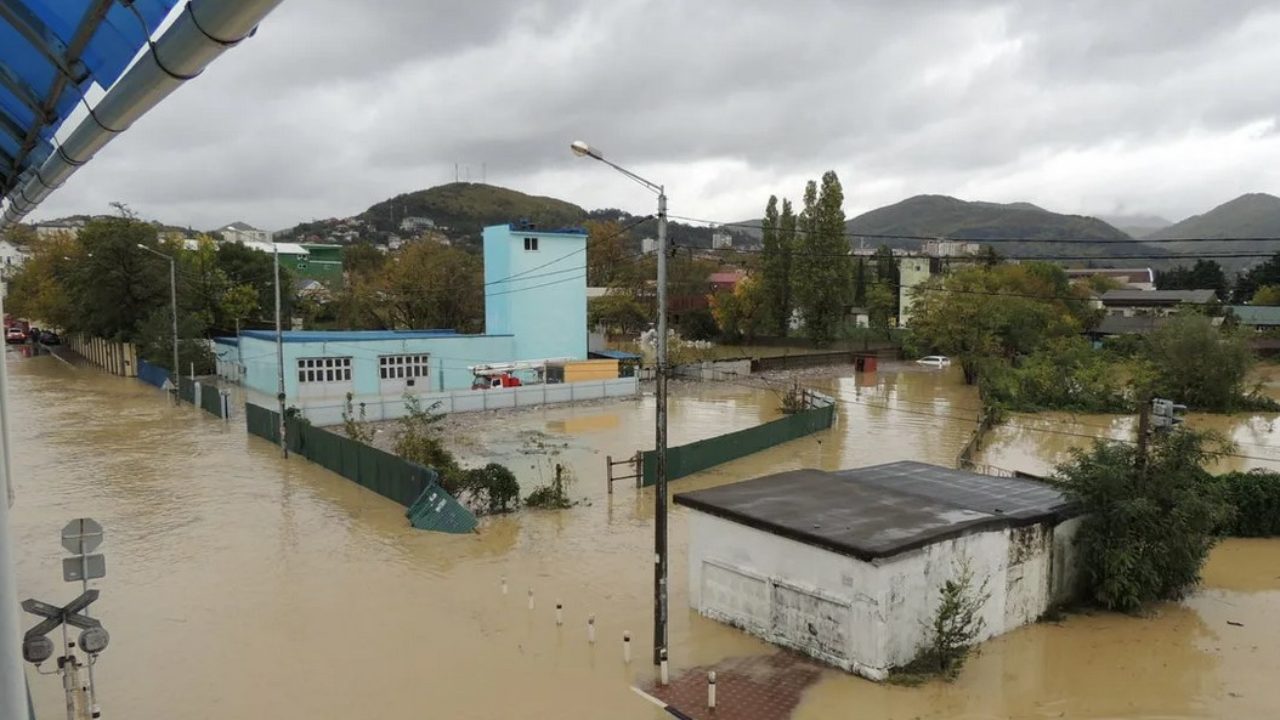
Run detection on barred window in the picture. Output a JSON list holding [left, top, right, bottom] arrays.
[[297, 356, 352, 383], [379, 354, 430, 380]]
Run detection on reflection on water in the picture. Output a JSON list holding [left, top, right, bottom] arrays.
[[7, 348, 1280, 719]]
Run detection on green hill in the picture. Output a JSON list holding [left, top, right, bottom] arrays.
[[846, 195, 1147, 260], [361, 182, 588, 242], [1140, 194, 1280, 273]]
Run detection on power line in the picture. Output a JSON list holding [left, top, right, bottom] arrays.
[[667, 213, 1280, 247]]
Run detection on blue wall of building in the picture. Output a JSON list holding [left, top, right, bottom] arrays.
[[237, 330, 515, 401], [483, 224, 587, 362]]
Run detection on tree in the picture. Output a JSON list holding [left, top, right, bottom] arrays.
[[71, 218, 169, 341], [792, 172, 849, 345], [1054, 428, 1233, 612], [1140, 313, 1262, 411], [709, 275, 765, 342], [906, 263, 1091, 384], [1233, 252, 1280, 303], [1158, 260, 1228, 299], [866, 281, 895, 337], [220, 283, 260, 333], [584, 219, 633, 287], [215, 240, 294, 322], [1251, 285, 1280, 306], [759, 196, 791, 335], [853, 258, 868, 306], [588, 293, 647, 335], [4, 232, 78, 328], [340, 239, 483, 331], [343, 242, 386, 280]]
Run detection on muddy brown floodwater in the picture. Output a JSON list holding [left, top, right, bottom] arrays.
[[8, 349, 1280, 719]]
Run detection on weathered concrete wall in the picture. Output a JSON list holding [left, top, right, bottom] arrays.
[[66, 333, 137, 377], [687, 508, 1081, 681], [673, 358, 752, 382], [687, 512, 884, 678]]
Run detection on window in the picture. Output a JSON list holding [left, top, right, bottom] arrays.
[[523, 237, 538, 251], [379, 354, 430, 380], [297, 356, 352, 383]]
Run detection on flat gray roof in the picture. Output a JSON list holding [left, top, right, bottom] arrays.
[[674, 461, 1074, 561]]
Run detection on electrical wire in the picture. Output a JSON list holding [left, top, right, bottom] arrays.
[[666, 213, 1280, 246]]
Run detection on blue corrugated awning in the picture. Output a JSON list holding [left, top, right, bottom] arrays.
[[1, 0, 179, 198]]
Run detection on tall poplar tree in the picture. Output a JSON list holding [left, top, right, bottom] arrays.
[[794, 172, 848, 344], [760, 195, 791, 335]]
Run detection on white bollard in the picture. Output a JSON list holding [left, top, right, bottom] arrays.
[[623, 631, 632, 664], [501, 576, 508, 595], [556, 602, 564, 626], [659, 649, 669, 686], [528, 589, 535, 610], [587, 615, 596, 644], [708, 671, 717, 709]]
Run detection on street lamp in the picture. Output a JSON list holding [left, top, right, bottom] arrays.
[[570, 140, 670, 667], [136, 244, 179, 398]]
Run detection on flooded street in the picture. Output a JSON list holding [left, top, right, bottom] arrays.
[[8, 349, 1280, 719]]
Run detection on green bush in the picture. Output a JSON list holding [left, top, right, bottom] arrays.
[[458, 463, 520, 515], [1218, 470, 1280, 537], [980, 337, 1129, 413], [1054, 428, 1233, 613]]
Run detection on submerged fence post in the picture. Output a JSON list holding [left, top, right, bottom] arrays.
[[708, 671, 717, 709], [623, 631, 631, 663], [556, 601, 563, 626], [587, 615, 595, 644]]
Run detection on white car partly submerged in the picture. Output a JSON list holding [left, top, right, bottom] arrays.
[[915, 355, 952, 367]]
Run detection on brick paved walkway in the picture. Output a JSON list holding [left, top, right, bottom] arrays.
[[643, 651, 826, 720]]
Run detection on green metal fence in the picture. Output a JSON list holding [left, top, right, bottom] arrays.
[[640, 403, 835, 486], [199, 383, 226, 418], [243, 403, 476, 531], [177, 376, 196, 404]]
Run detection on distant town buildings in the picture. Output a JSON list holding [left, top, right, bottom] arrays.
[[711, 229, 733, 250], [399, 216, 435, 233], [34, 218, 84, 239], [921, 239, 981, 257], [641, 237, 657, 255], [217, 221, 272, 244]]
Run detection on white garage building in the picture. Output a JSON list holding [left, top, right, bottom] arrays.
[[674, 461, 1082, 681]]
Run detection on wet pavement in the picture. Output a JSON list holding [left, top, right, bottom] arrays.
[[7, 348, 1280, 719]]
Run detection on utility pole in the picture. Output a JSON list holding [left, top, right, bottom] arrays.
[[653, 186, 669, 665], [137, 244, 179, 401], [274, 244, 287, 458], [569, 140, 670, 667]]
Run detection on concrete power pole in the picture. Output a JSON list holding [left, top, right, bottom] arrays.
[[653, 188, 669, 666], [274, 244, 287, 458]]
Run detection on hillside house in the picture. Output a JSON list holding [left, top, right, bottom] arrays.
[[675, 462, 1081, 681], [1065, 268, 1155, 291], [1100, 289, 1216, 317], [1227, 305, 1280, 331], [217, 221, 272, 244]]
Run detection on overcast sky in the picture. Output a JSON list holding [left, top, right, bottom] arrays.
[[25, 0, 1280, 231]]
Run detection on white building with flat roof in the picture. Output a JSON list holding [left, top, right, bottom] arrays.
[[675, 462, 1081, 681]]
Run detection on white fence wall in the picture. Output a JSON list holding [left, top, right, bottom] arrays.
[[296, 377, 640, 426]]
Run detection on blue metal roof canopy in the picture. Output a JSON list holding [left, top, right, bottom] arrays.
[[0, 0, 177, 198], [0, 1, 285, 232]]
